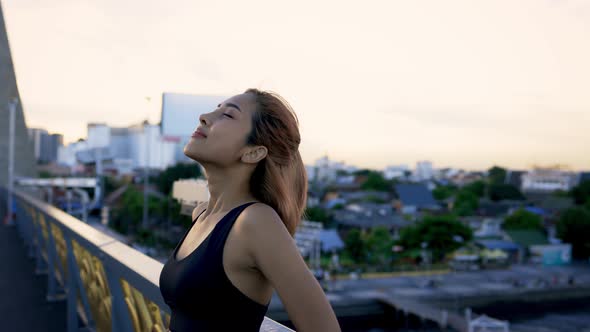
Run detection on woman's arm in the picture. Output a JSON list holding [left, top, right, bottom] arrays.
[[241, 204, 341, 332]]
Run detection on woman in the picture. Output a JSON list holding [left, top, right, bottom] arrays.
[[159, 88, 341, 332]]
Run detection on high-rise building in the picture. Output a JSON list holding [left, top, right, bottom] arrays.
[[414, 160, 434, 181], [28, 128, 63, 163]]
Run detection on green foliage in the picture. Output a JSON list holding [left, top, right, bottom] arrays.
[[396, 215, 473, 262], [344, 229, 366, 263], [304, 206, 331, 222], [332, 203, 344, 210], [103, 176, 125, 197], [571, 180, 590, 205], [463, 180, 486, 197], [39, 170, 53, 178], [502, 208, 543, 230], [364, 226, 394, 265], [453, 190, 479, 216], [360, 171, 391, 192], [488, 166, 507, 185], [432, 185, 457, 201], [153, 163, 202, 195], [363, 195, 387, 204], [450, 180, 487, 216], [136, 228, 156, 247], [110, 187, 179, 234], [488, 184, 525, 201], [353, 169, 372, 176], [557, 206, 590, 259]]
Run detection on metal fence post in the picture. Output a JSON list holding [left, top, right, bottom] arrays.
[[34, 211, 48, 274], [65, 236, 80, 332], [103, 264, 135, 332], [45, 216, 64, 301]]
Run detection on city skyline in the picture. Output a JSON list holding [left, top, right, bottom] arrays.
[[3, 0, 589, 171]]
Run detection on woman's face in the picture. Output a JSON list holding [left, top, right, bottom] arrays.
[[183, 93, 257, 166]]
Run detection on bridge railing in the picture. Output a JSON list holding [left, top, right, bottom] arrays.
[[1, 186, 293, 332]]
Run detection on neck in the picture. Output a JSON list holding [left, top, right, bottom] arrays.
[[201, 163, 258, 216]]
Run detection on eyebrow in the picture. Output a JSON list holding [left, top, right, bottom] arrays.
[[218, 102, 242, 112]]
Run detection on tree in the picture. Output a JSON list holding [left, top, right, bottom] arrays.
[[304, 206, 331, 223], [571, 180, 590, 205], [502, 208, 543, 230], [396, 215, 473, 262], [557, 207, 590, 259], [152, 163, 202, 195], [432, 185, 457, 201], [488, 184, 525, 201], [364, 226, 394, 266], [453, 190, 478, 216], [463, 180, 486, 197], [353, 169, 372, 176], [344, 229, 366, 263], [488, 166, 507, 185], [360, 171, 391, 192]]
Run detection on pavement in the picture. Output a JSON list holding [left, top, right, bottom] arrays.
[[0, 224, 66, 331]]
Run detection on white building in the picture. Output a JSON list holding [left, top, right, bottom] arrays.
[[128, 122, 176, 170], [383, 164, 410, 180], [521, 167, 577, 193], [57, 140, 88, 167], [310, 155, 357, 183], [57, 121, 176, 174], [413, 160, 434, 181]]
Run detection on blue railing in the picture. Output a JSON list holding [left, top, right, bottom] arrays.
[[2, 186, 293, 332]]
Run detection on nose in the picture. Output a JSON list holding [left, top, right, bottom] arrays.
[[199, 112, 209, 126]]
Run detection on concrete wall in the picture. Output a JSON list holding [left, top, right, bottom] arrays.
[[0, 3, 37, 186]]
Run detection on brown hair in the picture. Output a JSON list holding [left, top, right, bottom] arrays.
[[245, 88, 307, 236]]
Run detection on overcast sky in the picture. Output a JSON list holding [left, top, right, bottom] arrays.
[[3, 0, 589, 171]]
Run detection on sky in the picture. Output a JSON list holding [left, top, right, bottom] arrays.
[[3, 0, 590, 171]]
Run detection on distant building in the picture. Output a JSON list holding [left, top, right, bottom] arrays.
[[309, 155, 357, 184], [413, 160, 434, 181], [383, 164, 410, 180], [473, 218, 503, 238], [332, 202, 409, 230], [393, 183, 440, 214], [28, 128, 63, 163], [521, 167, 577, 193], [505, 170, 525, 188], [58, 121, 176, 174], [57, 139, 89, 170]]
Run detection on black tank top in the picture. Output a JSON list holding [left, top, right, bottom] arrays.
[[159, 201, 270, 331]]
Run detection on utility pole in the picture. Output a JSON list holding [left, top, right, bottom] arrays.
[[142, 122, 150, 229], [142, 96, 152, 229], [4, 98, 17, 226]]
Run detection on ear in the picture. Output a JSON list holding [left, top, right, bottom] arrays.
[[241, 145, 268, 164]]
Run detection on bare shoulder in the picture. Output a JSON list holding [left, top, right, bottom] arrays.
[[238, 202, 342, 331], [238, 202, 295, 260], [240, 202, 291, 239], [241, 202, 282, 224]]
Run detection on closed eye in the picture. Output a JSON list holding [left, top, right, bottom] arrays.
[[223, 113, 233, 118]]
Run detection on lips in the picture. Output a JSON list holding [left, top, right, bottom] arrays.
[[193, 128, 207, 138]]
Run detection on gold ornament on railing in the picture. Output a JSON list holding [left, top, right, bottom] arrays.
[[120, 278, 168, 332], [50, 223, 68, 281], [72, 239, 113, 332]]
